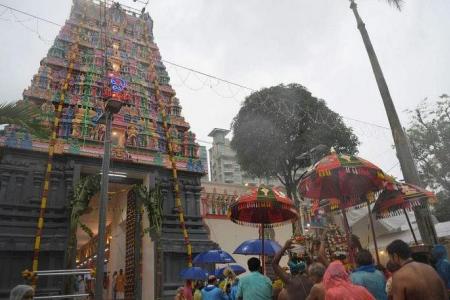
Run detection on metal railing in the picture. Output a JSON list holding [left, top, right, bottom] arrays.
[[23, 269, 93, 300]]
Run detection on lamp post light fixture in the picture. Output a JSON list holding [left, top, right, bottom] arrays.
[[94, 75, 127, 300]]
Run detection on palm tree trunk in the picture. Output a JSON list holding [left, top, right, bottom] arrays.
[[349, 0, 438, 245]]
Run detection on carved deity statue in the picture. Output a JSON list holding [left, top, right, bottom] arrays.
[[126, 124, 138, 146], [40, 101, 55, 127], [60, 105, 75, 138], [93, 124, 106, 141], [71, 106, 85, 138]]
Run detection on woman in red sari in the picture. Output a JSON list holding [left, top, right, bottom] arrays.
[[323, 261, 375, 300]]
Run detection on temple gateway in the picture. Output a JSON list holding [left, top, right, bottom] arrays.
[[0, 0, 216, 299]]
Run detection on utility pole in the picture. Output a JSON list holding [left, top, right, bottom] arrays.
[[95, 93, 124, 299], [95, 110, 113, 300], [349, 0, 437, 245]]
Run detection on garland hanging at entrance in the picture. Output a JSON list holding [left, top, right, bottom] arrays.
[[29, 4, 88, 289], [134, 184, 163, 236], [65, 175, 101, 270], [141, 20, 193, 267]]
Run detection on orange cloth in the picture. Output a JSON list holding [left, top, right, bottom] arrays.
[[115, 274, 125, 293]]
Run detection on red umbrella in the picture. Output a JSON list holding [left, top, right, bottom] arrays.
[[373, 182, 437, 244], [299, 152, 389, 207], [228, 185, 298, 273], [299, 152, 392, 264], [229, 186, 298, 227]]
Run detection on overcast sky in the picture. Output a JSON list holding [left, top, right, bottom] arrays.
[[0, 0, 449, 179]]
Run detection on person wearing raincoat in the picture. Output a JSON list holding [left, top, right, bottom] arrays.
[[323, 261, 374, 300], [350, 250, 387, 300], [432, 244, 450, 290]]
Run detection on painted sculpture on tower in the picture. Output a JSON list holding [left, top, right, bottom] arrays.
[[19, 0, 201, 169]]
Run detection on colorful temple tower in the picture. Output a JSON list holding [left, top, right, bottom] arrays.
[[0, 1, 214, 299]]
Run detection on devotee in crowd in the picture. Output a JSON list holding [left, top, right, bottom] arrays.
[[229, 278, 239, 300], [175, 287, 186, 300], [184, 280, 193, 300], [375, 264, 389, 280], [77, 274, 86, 299], [9, 285, 34, 300], [220, 268, 236, 294], [323, 260, 375, 300], [272, 273, 285, 300], [385, 261, 401, 300], [351, 250, 387, 300], [387, 239, 448, 300], [432, 244, 450, 291], [237, 257, 272, 300], [115, 269, 125, 300], [112, 271, 118, 300], [277, 288, 288, 300], [306, 263, 326, 300], [193, 281, 204, 300], [201, 275, 229, 300], [272, 239, 313, 300]]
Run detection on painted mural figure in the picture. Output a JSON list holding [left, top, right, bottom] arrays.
[[60, 105, 75, 138], [126, 124, 138, 146], [40, 101, 55, 127], [72, 106, 85, 138], [94, 124, 106, 141]]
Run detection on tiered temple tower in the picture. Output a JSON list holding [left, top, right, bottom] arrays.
[[0, 1, 214, 299]]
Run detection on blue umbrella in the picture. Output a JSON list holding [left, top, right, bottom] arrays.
[[215, 264, 246, 278], [233, 239, 282, 256], [193, 250, 236, 264], [180, 267, 209, 280]]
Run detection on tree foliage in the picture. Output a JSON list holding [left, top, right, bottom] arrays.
[[433, 192, 450, 223], [406, 94, 450, 221], [230, 83, 359, 200], [0, 101, 49, 139]]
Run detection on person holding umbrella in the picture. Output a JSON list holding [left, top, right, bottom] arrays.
[[272, 239, 313, 300], [219, 268, 236, 294]]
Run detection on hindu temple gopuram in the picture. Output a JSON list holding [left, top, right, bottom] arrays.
[[0, 0, 215, 299]]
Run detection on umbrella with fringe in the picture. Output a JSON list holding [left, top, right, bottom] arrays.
[[228, 185, 298, 273], [299, 152, 393, 264], [372, 181, 437, 244]]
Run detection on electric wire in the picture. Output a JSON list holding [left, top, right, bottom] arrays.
[[0, 3, 396, 134]]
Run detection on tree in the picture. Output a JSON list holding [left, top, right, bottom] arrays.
[[0, 101, 49, 138], [230, 83, 359, 203], [407, 94, 450, 222], [433, 192, 450, 223]]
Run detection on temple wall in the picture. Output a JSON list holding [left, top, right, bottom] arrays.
[[0, 149, 75, 299]]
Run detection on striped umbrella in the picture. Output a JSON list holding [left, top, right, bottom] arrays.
[[372, 182, 437, 244], [228, 185, 298, 273]]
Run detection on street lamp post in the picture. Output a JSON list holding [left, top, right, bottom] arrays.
[[95, 97, 123, 300]]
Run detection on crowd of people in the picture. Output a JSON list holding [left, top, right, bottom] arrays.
[[8, 268, 126, 300], [175, 238, 450, 300], [7, 238, 450, 300]]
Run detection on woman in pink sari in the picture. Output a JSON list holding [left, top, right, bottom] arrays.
[[323, 261, 375, 300]]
